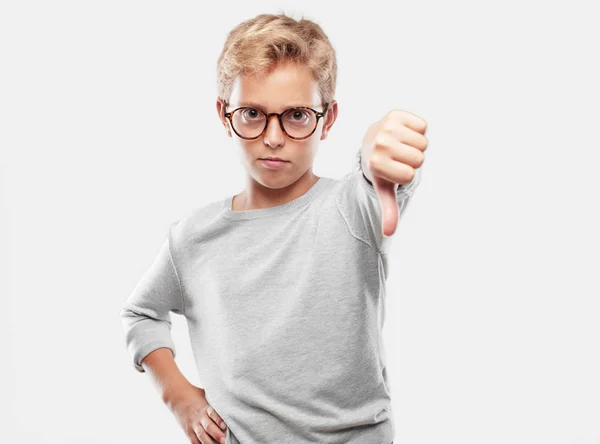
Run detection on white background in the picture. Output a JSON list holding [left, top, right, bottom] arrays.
[[2, 1, 599, 443]]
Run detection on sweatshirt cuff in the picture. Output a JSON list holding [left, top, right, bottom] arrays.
[[125, 319, 176, 372]]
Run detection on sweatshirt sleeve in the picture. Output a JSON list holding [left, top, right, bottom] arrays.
[[120, 224, 185, 372], [335, 148, 422, 254]]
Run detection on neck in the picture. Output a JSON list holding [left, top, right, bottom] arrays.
[[233, 170, 320, 211]]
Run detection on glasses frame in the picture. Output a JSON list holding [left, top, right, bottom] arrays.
[[224, 102, 330, 140]]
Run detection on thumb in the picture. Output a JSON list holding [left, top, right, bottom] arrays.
[[373, 177, 399, 237]]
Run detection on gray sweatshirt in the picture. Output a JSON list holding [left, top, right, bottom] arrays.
[[120, 156, 421, 444]]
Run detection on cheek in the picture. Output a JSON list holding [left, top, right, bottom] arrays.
[[302, 141, 319, 158], [291, 142, 312, 159], [235, 141, 258, 157]]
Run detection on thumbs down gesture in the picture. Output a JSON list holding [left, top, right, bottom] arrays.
[[360, 109, 428, 237]]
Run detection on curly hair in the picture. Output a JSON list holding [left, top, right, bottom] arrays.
[[216, 12, 337, 107]]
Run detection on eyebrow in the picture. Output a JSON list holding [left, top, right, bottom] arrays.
[[236, 101, 315, 110]]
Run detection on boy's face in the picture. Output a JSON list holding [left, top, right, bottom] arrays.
[[217, 60, 338, 189]]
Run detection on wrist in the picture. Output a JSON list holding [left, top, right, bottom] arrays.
[[163, 379, 197, 410]]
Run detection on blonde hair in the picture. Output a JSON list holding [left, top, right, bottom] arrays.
[[216, 12, 337, 107]]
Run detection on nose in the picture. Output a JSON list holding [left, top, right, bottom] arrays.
[[263, 115, 285, 148]]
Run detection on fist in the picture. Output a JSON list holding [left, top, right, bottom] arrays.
[[361, 109, 428, 237]]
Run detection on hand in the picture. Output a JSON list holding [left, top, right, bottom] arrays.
[[361, 109, 428, 237], [167, 384, 228, 444]]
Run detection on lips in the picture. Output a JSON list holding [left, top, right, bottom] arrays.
[[261, 158, 287, 162], [260, 158, 288, 169]]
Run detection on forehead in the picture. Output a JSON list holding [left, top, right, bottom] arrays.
[[229, 61, 321, 110]]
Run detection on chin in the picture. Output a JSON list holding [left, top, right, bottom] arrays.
[[252, 170, 302, 189]]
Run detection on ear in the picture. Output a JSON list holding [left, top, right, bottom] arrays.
[[216, 98, 232, 138], [320, 99, 338, 141]]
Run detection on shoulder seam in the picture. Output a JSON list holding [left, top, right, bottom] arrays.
[[167, 224, 185, 318], [334, 178, 381, 254]]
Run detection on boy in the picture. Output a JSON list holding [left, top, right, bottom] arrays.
[[120, 12, 427, 444]]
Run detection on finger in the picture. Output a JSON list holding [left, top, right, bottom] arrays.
[[387, 109, 427, 136], [383, 120, 428, 152], [201, 408, 227, 444], [373, 132, 424, 172], [187, 426, 202, 443], [198, 432, 219, 444], [207, 405, 227, 431], [193, 426, 218, 444], [369, 148, 415, 186], [374, 179, 399, 237], [389, 142, 425, 170]]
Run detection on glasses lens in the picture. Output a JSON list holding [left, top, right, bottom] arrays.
[[282, 108, 317, 138], [231, 108, 267, 138]]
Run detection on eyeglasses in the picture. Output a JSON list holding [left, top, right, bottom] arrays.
[[224, 102, 330, 140]]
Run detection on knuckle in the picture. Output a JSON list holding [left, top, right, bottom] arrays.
[[368, 154, 381, 172], [191, 425, 205, 443], [200, 415, 210, 430], [387, 109, 402, 119], [373, 134, 387, 149], [382, 121, 397, 134]]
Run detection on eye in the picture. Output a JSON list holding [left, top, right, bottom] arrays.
[[240, 108, 263, 120], [286, 109, 310, 122]]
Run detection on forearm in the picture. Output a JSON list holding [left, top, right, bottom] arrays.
[[141, 347, 196, 409]]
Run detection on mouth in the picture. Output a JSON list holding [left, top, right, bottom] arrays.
[[260, 157, 288, 162], [259, 158, 288, 169]]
